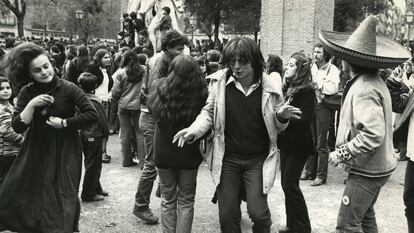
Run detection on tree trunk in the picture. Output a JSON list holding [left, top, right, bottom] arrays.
[[17, 15, 24, 37], [213, 11, 220, 43]]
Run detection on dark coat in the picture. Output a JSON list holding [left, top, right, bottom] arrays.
[[85, 62, 114, 92], [0, 79, 97, 233], [67, 56, 90, 85], [278, 86, 317, 156]]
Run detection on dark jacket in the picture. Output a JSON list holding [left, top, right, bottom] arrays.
[[80, 94, 110, 139], [67, 56, 90, 85], [278, 86, 317, 155], [85, 62, 114, 92]]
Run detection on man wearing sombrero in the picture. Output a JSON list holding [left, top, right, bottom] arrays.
[[320, 15, 410, 232]]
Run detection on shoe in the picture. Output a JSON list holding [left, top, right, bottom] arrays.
[[310, 178, 326, 186], [133, 208, 159, 225], [102, 154, 111, 163], [82, 194, 104, 202], [123, 161, 138, 167], [279, 226, 292, 233], [99, 190, 109, 196], [300, 173, 314, 181]]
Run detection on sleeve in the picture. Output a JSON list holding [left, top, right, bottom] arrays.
[[64, 83, 98, 129], [110, 71, 123, 102], [321, 65, 340, 95], [0, 112, 24, 146], [345, 89, 386, 157], [11, 86, 32, 134], [189, 80, 216, 140], [290, 89, 316, 126], [385, 77, 409, 113]]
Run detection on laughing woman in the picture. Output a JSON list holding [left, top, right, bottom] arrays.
[[277, 52, 316, 233], [0, 43, 97, 233]]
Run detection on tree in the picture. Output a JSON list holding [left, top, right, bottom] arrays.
[[0, 0, 26, 37], [334, 0, 387, 32]]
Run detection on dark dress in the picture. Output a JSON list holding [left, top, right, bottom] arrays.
[[0, 78, 97, 233]]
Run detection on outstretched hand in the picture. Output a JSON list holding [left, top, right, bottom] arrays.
[[277, 104, 302, 120], [172, 128, 196, 147]]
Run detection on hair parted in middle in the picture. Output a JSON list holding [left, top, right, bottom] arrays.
[[148, 54, 208, 131], [92, 48, 110, 67], [121, 50, 144, 82], [221, 37, 265, 82]]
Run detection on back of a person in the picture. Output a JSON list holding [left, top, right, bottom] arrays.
[[117, 68, 142, 111]]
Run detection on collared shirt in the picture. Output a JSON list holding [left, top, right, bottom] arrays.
[[311, 62, 340, 102], [226, 76, 261, 97]]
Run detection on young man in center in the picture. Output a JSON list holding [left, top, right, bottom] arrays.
[[173, 37, 301, 233]]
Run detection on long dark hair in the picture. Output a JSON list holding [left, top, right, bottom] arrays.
[[282, 52, 314, 101], [221, 37, 265, 82], [149, 55, 208, 131], [120, 50, 144, 82], [75, 45, 90, 73], [266, 54, 284, 76], [4, 42, 46, 92], [92, 48, 110, 67]]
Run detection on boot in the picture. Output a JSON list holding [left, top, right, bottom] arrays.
[[408, 219, 414, 233]]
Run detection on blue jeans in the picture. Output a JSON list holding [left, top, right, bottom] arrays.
[[118, 108, 145, 166], [336, 173, 389, 233], [134, 112, 157, 211], [158, 168, 198, 233], [217, 155, 271, 233], [404, 160, 414, 220]]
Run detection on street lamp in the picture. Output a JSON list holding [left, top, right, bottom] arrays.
[[75, 10, 84, 40], [189, 16, 196, 45], [406, 11, 414, 44]]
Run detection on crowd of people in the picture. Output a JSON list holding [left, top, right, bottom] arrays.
[[0, 13, 413, 233]]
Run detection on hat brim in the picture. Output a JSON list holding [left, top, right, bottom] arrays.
[[319, 30, 411, 69]]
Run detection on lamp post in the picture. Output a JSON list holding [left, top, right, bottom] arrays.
[[75, 10, 84, 41], [406, 11, 414, 48], [189, 16, 196, 45]]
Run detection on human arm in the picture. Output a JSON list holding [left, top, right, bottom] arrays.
[[320, 66, 340, 95], [385, 73, 409, 113], [110, 69, 124, 102], [0, 112, 24, 145]]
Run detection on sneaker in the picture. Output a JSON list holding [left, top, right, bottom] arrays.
[[133, 208, 159, 225], [310, 178, 326, 186]]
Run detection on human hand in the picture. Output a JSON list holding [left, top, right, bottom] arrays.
[[172, 128, 196, 147], [28, 94, 54, 108], [277, 104, 302, 120], [391, 66, 403, 82], [329, 151, 342, 167], [46, 116, 63, 129]]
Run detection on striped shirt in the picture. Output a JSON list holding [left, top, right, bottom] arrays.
[[0, 103, 24, 156]]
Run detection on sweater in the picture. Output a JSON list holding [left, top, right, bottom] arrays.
[[0, 103, 24, 156]]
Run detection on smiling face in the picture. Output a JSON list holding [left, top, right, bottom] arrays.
[[29, 54, 55, 83], [0, 81, 12, 102], [284, 58, 298, 80]]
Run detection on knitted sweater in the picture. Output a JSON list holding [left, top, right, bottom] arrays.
[[0, 103, 24, 156]]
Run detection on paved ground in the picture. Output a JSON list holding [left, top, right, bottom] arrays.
[[78, 134, 408, 233]]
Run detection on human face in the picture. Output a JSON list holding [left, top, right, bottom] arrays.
[[101, 53, 111, 67], [0, 81, 12, 102], [313, 47, 325, 64], [404, 62, 413, 74], [229, 56, 253, 81], [284, 58, 298, 80], [29, 54, 55, 83], [199, 63, 206, 74], [166, 44, 185, 58]]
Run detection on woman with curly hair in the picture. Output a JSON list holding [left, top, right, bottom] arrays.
[[277, 52, 316, 233], [148, 54, 208, 233], [266, 54, 283, 94], [0, 42, 97, 233]]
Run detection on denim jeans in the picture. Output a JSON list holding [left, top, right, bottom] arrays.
[[404, 160, 414, 220], [158, 168, 198, 233], [336, 173, 389, 233], [304, 103, 331, 180], [217, 155, 271, 233], [134, 112, 157, 211], [118, 108, 145, 166], [81, 136, 104, 200], [280, 150, 311, 233]]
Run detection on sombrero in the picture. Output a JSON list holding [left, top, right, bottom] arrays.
[[319, 15, 411, 69]]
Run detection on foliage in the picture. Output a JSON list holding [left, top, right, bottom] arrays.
[[334, 0, 388, 32]]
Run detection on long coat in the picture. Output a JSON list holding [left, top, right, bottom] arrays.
[[190, 69, 287, 194], [0, 79, 97, 233]]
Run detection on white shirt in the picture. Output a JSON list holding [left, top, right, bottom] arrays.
[[95, 67, 110, 102], [226, 76, 261, 97], [268, 72, 283, 95], [311, 62, 340, 102]]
